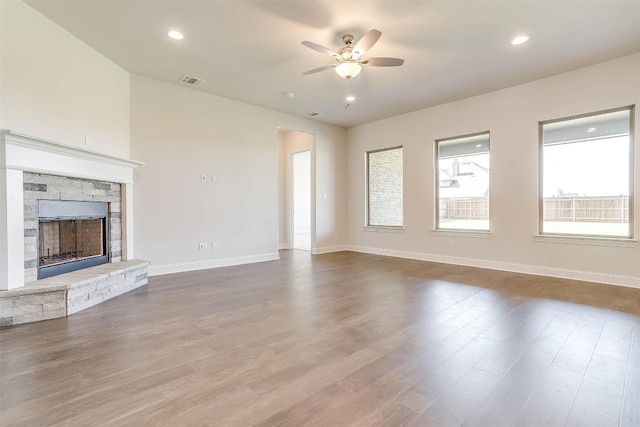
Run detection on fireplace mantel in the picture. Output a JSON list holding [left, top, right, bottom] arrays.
[[0, 130, 144, 290], [2, 131, 143, 183]]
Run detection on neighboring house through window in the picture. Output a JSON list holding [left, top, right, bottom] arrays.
[[436, 132, 490, 231]]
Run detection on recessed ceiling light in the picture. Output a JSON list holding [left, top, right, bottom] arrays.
[[346, 95, 356, 102], [168, 30, 184, 40], [510, 35, 530, 46], [476, 144, 482, 148], [586, 127, 597, 133]]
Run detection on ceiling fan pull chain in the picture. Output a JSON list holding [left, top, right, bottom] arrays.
[[345, 79, 351, 109]]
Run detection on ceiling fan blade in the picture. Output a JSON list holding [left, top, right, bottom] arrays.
[[302, 65, 336, 75], [363, 57, 405, 67], [353, 29, 382, 57], [301, 41, 341, 59]]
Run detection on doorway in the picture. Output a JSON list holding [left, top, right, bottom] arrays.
[[292, 150, 311, 251], [277, 129, 315, 252]]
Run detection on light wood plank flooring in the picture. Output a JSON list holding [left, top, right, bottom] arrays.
[[1, 250, 639, 426]]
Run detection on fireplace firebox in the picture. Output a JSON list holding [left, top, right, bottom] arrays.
[[37, 200, 109, 279]]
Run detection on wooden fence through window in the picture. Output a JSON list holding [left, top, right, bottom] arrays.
[[439, 196, 629, 222]]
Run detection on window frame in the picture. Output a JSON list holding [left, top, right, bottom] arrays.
[[538, 105, 635, 239], [434, 131, 491, 232], [365, 145, 404, 229]]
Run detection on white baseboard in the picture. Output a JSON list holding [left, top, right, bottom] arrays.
[[147, 246, 639, 289], [148, 252, 280, 276], [345, 245, 640, 289], [312, 245, 348, 255]]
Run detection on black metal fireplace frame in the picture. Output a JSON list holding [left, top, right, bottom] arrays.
[[37, 200, 110, 279]]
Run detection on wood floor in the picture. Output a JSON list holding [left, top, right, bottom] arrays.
[[1, 250, 639, 426]]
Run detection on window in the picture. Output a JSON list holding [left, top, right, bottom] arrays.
[[366, 146, 403, 227], [436, 132, 490, 231], [540, 106, 634, 238]]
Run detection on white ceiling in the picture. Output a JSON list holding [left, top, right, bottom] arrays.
[[26, 0, 640, 128]]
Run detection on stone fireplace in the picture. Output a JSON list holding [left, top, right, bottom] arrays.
[[1, 131, 148, 325], [24, 175, 121, 282]]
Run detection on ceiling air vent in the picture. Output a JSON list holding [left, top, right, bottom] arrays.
[[306, 112, 321, 117], [178, 74, 204, 86]]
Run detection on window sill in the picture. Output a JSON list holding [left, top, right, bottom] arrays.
[[534, 234, 638, 247], [363, 226, 405, 234], [431, 229, 492, 239]]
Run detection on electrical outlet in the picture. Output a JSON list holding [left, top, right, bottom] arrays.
[[201, 174, 207, 183], [211, 242, 217, 250], [210, 175, 217, 183], [199, 242, 207, 251]]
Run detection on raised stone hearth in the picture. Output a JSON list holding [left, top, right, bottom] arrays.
[[1, 259, 149, 326]]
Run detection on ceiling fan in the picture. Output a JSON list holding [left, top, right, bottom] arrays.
[[302, 29, 405, 80]]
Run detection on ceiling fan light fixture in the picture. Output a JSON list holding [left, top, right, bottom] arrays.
[[335, 61, 362, 79]]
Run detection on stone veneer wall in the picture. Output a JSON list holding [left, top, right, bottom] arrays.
[[23, 173, 122, 283], [368, 147, 403, 226], [0, 290, 66, 326]]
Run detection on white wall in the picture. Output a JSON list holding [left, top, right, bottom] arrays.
[[131, 76, 347, 274], [315, 125, 349, 254], [0, 1, 130, 158], [347, 53, 640, 287]]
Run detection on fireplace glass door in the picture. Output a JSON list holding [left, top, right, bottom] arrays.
[[37, 200, 110, 279], [39, 218, 106, 267]]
